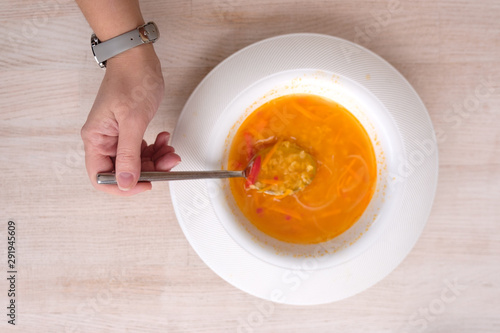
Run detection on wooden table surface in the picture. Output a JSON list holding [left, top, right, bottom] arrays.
[[1, 0, 499, 332]]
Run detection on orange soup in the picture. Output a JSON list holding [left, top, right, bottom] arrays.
[[228, 94, 377, 244]]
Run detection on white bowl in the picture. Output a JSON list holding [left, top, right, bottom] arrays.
[[206, 68, 405, 270]]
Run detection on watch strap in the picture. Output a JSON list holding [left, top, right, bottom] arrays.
[[91, 22, 159, 68]]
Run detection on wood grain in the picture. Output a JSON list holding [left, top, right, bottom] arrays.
[[0, 0, 499, 332]]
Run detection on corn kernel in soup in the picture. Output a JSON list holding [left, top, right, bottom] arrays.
[[228, 94, 377, 244], [250, 140, 317, 196]]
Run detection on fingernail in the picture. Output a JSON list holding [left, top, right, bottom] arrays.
[[118, 172, 134, 191]]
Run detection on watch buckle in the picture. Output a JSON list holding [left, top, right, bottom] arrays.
[[138, 22, 159, 44]]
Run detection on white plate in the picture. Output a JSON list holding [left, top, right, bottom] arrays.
[[170, 33, 438, 305]]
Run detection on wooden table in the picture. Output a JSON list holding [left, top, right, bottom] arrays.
[[1, 0, 499, 332]]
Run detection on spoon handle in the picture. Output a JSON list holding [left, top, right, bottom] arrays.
[[96, 170, 245, 185]]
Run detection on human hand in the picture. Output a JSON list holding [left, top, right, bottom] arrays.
[[81, 44, 181, 196]]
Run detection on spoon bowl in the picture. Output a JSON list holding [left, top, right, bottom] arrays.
[[248, 140, 317, 196]]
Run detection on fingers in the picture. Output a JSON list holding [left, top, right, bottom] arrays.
[[152, 144, 175, 161], [142, 131, 172, 159], [152, 131, 181, 170], [155, 152, 181, 171], [115, 116, 149, 191], [83, 124, 178, 195], [84, 146, 152, 196], [154, 131, 170, 150], [141, 143, 155, 159]]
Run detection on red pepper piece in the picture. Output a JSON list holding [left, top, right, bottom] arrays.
[[245, 155, 261, 188]]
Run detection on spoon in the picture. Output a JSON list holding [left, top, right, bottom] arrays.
[[97, 140, 316, 196], [97, 164, 255, 185]]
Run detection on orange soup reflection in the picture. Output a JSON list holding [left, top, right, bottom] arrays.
[[228, 94, 377, 244]]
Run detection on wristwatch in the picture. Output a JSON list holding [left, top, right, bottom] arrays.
[[90, 22, 159, 68]]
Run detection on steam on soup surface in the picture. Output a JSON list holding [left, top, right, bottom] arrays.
[[228, 94, 377, 244]]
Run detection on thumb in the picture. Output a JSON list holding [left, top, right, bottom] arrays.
[[115, 117, 147, 191]]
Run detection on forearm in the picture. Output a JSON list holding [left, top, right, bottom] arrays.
[[75, 0, 145, 41]]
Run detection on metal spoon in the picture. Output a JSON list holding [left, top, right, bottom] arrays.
[[97, 141, 316, 196], [97, 168, 250, 184]]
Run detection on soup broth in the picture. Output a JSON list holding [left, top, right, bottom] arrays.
[[228, 94, 377, 244]]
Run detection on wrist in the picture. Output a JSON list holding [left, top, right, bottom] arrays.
[[103, 44, 165, 115]]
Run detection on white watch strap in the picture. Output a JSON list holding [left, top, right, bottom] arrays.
[[91, 22, 159, 68]]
